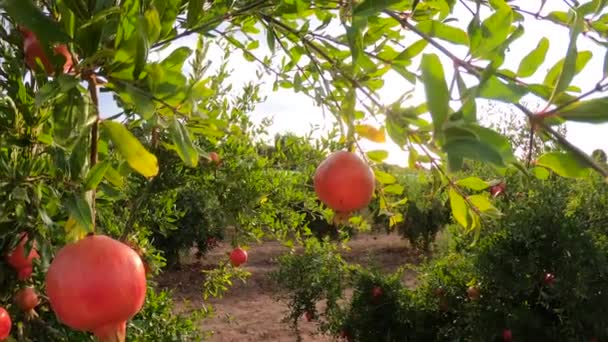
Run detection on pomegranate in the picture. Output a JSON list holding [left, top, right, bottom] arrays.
[[209, 152, 220, 164], [18, 27, 73, 74], [502, 328, 513, 342], [543, 272, 556, 285], [0, 307, 10, 340], [229, 247, 248, 267], [371, 286, 383, 298], [304, 311, 313, 322], [14, 287, 39, 319], [313, 151, 375, 213], [490, 182, 506, 197], [467, 286, 480, 300], [5, 233, 39, 280], [45, 235, 147, 342]]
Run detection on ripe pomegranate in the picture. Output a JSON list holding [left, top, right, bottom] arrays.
[[371, 286, 383, 298], [209, 152, 220, 164], [5, 233, 40, 280], [490, 182, 506, 197], [14, 287, 39, 319], [45, 235, 147, 342], [0, 307, 10, 340], [230, 247, 248, 267], [543, 272, 556, 285], [467, 286, 480, 300], [18, 27, 73, 74], [433, 287, 445, 297], [502, 328, 513, 342], [304, 311, 313, 322], [314, 151, 375, 214]]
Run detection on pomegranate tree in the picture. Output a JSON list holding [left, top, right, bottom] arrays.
[[313, 151, 375, 214], [14, 287, 40, 320], [0, 307, 10, 341], [5, 233, 40, 280], [230, 247, 248, 267], [45, 235, 147, 342]]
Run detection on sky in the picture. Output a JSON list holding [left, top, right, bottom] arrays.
[[99, 1, 608, 167]]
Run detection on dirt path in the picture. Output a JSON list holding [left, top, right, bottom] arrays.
[[157, 232, 424, 341]]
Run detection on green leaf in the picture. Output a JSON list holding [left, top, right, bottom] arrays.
[[384, 183, 404, 195], [103, 166, 124, 187], [537, 151, 590, 178], [468, 194, 501, 218], [84, 161, 111, 190], [159, 47, 193, 72], [168, 118, 199, 167], [517, 37, 549, 77], [531, 166, 550, 180], [1, 0, 70, 43], [465, 124, 516, 163], [477, 76, 527, 103], [266, 26, 276, 53], [449, 188, 469, 228], [548, 15, 585, 103], [557, 97, 608, 123], [144, 7, 161, 43], [187, 0, 204, 27], [443, 138, 504, 167], [366, 150, 389, 162], [544, 51, 592, 88], [416, 20, 469, 46], [456, 177, 489, 191], [353, 0, 403, 17], [442, 125, 509, 167], [102, 121, 159, 178], [393, 39, 428, 64], [134, 16, 150, 79], [64, 193, 93, 233], [471, 5, 513, 58], [374, 170, 396, 184], [420, 54, 450, 142]]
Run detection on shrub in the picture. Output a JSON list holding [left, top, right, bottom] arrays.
[[274, 173, 608, 342]]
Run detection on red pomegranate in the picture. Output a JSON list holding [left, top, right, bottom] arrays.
[[19, 27, 73, 74], [14, 287, 39, 319], [230, 247, 248, 267], [209, 152, 220, 164], [313, 151, 375, 213], [502, 329, 513, 342], [5, 233, 39, 280], [304, 311, 313, 322], [0, 307, 11, 340], [467, 286, 480, 300], [45, 235, 147, 342], [490, 182, 506, 198], [372, 286, 383, 298]]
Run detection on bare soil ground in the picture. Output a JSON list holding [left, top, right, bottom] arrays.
[[157, 232, 425, 342]]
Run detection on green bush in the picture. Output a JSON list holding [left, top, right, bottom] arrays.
[[274, 173, 608, 342]]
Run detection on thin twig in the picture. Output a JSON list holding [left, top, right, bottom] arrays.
[[87, 74, 99, 233]]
